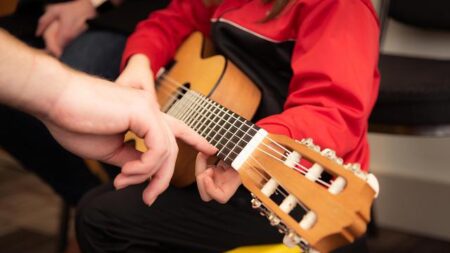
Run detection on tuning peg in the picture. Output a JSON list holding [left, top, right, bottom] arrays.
[[344, 163, 368, 180], [320, 148, 345, 166], [321, 148, 336, 159], [276, 222, 288, 234], [299, 138, 321, 152], [268, 213, 281, 226], [283, 231, 301, 248], [298, 137, 314, 146], [367, 173, 380, 198], [251, 198, 262, 209]]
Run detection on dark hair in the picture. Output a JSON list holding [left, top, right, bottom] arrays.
[[203, 0, 291, 21], [261, 0, 290, 21]]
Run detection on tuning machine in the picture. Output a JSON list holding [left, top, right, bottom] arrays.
[[298, 138, 321, 152], [250, 194, 316, 253]]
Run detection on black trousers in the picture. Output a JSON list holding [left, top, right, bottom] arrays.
[[76, 183, 369, 253]]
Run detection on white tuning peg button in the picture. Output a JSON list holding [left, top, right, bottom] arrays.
[[261, 178, 278, 197], [284, 151, 301, 168], [299, 211, 317, 230], [283, 233, 301, 248], [367, 173, 380, 198], [328, 176, 346, 195], [279, 194, 298, 213], [305, 163, 323, 182]]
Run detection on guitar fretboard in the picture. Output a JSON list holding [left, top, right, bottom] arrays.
[[166, 90, 259, 165]]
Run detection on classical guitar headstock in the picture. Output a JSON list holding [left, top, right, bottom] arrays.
[[235, 133, 379, 253]]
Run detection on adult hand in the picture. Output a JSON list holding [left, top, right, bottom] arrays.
[[41, 66, 216, 205], [111, 54, 218, 205], [195, 153, 241, 203], [36, 0, 96, 57]]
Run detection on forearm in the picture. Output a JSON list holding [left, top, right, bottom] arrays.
[[121, 0, 214, 74], [0, 29, 70, 118]]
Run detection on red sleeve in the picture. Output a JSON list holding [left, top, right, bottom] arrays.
[[121, 0, 217, 74], [256, 0, 380, 169]]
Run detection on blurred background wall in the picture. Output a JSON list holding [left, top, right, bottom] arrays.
[[370, 0, 450, 241]]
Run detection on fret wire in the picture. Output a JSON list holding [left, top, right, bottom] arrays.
[[199, 99, 222, 137], [162, 85, 260, 148], [217, 115, 241, 157], [209, 107, 256, 156], [183, 94, 201, 128], [177, 92, 193, 121], [163, 89, 310, 178], [179, 93, 198, 123], [188, 93, 211, 131], [223, 118, 250, 162], [209, 110, 230, 146], [215, 111, 239, 156], [162, 88, 261, 159], [166, 94, 182, 116], [203, 102, 227, 141], [170, 92, 188, 119], [194, 100, 214, 134], [158, 79, 333, 188], [170, 92, 186, 118]]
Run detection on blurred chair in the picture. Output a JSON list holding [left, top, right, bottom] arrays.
[[370, 0, 450, 135]]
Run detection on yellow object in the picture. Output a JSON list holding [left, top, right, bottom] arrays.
[[125, 132, 147, 152], [227, 244, 301, 253]]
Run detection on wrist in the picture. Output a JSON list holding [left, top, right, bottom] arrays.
[[22, 53, 72, 119]]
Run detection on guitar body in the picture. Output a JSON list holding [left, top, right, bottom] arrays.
[[128, 32, 261, 187]]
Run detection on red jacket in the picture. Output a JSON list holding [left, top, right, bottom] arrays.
[[122, 0, 380, 170]]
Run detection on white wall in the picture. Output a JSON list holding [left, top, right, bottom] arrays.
[[369, 0, 450, 240]]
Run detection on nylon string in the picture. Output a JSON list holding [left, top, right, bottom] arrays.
[[156, 75, 332, 188]]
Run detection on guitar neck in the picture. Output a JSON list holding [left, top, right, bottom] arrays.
[[165, 90, 260, 165]]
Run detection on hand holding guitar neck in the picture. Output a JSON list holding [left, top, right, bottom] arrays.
[[114, 54, 217, 205]]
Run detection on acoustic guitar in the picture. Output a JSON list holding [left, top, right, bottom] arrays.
[[125, 32, 379, 253]]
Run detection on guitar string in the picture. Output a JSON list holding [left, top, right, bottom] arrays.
[[158, 81, 313, 177], [158, 77, 293, 162], [157, 77, 333, 187], [161, 74, 293, 155], [160, 74, 300, 158], [158, 82, 319, 214], [157, 78, 332, 187], [158, 89, 334, 195], [245, 155, 310, 212]]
